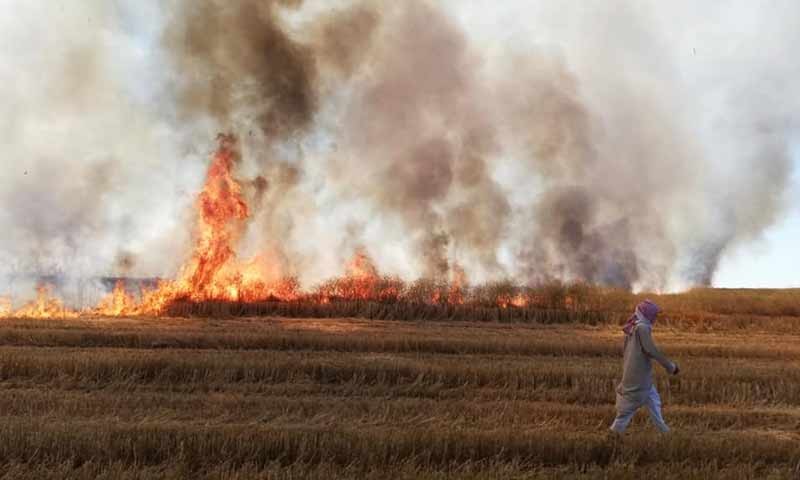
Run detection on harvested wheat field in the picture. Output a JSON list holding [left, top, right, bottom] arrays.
[[6, 0, 800, 477], [1, 294, 799, 479]]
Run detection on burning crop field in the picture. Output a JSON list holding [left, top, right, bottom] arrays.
[[0, 140, 798, 477], [0, 133, 608, 322], [2, 0, 800, 478]]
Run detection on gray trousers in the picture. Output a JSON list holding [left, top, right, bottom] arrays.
[[609, 385, 669, 433]]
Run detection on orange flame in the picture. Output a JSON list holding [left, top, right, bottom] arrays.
[[317, 249, 379, 302], [12, 285, 78, 319], [93, 281, 140, 317], [180, 133, 250, 300], [0, 134, 549, 320], [497, 292, 530, 309], [17, 133, 291, 320], [106, 133, 291, 316], [0, 297, 11, 317], [447, 265, 466, 305]]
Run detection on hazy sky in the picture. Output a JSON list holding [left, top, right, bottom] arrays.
[[715, 200, 799, 288]]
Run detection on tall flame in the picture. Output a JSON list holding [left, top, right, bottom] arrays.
[[181, 133, 250, 300], [127, 133, 292, 314], [9, 134, 284, 319], [2, 134, 556, 320]]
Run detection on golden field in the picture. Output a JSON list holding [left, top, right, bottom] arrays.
[[0, 288, 798, 478]]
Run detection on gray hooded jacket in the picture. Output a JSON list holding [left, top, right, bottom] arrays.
[[616, 315, 676, 403]]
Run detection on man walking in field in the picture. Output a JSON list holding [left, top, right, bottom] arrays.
[[609, 300, 679, 434]]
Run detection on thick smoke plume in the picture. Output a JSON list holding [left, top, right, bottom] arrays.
[[1, 0, 798, 302], [166, 0, 317, 140], [163, 0, 381, 282], [0, 2, 197, 306], [330, 2, 510, 280]]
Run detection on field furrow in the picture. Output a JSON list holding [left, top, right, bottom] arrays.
[[0, 316, 797, 478]]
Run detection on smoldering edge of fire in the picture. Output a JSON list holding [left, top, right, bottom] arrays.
[[0, 0, 798, 303]]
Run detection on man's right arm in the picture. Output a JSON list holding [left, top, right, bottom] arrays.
[[637, 325, 677, 374]]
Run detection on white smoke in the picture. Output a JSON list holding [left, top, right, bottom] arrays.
[[0, 0, 798, 302], [0, 1, 204, 288]]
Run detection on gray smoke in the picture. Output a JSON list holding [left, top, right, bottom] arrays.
[[327, 2, 510, 280], [1, 0, 798, 298], [486, 0, 799, 290], [162, 0, 381, 281], [0, 1, 197, 304]]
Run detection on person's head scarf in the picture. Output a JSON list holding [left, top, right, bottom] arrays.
[[622, 300, 660, 335]]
